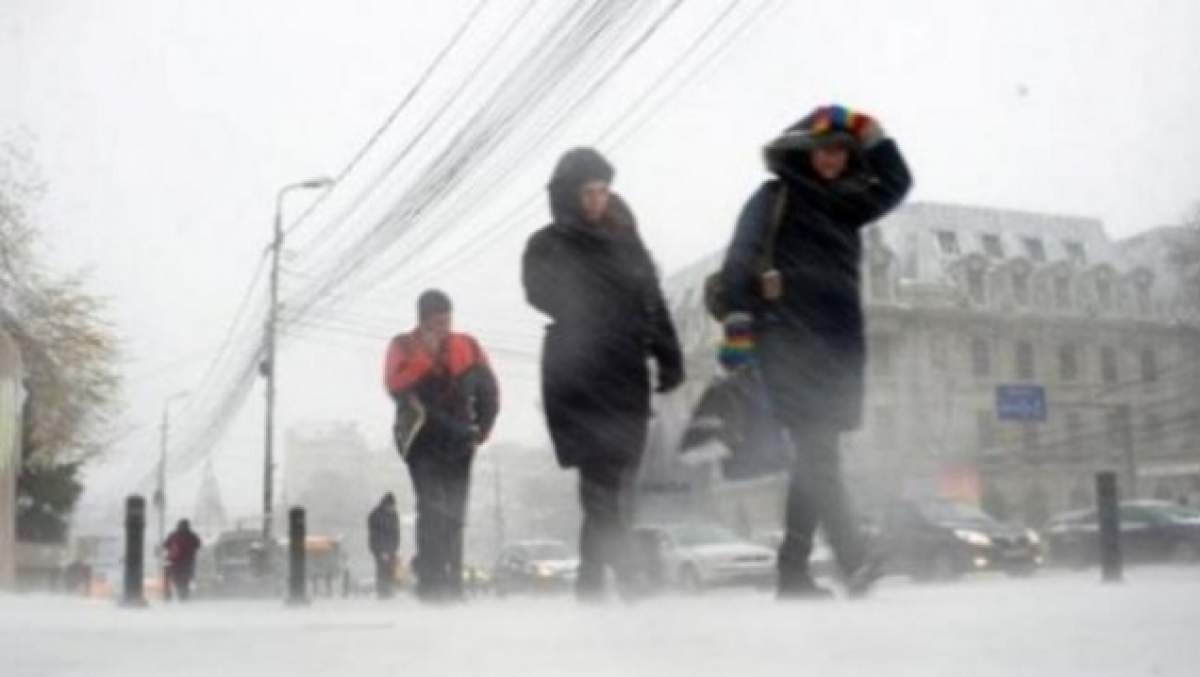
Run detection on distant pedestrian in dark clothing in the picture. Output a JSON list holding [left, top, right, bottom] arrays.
[[368, 493, 401, 599], [384, 290, 500, 602], [164, 519, 202, 601], [522, 147, 684, 600], [719, 105, 911, 599]]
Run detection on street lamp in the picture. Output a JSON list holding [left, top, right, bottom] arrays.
[[154, 389, 189, 596], [262, 176, 334, 542]]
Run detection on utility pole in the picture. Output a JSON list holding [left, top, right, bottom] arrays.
[[493, 450, 505, 555], [262, 177, 333, 542]]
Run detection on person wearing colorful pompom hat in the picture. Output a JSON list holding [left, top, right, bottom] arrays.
[[717, 105, 912, 599]]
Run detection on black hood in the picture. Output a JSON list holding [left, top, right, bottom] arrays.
[[548, 147, 614, 226]]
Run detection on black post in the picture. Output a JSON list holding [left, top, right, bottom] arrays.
[[1096, 471, 1123, 583], [287, 506, 308, 606], [122, 495, 148, 607]]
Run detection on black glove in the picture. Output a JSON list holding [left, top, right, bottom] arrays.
[[656, 363, 685, 394]]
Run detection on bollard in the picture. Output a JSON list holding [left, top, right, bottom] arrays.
[[121, 495, 148, 607], [1096, 471, 1123, 583], [287, 506, 309, 606]]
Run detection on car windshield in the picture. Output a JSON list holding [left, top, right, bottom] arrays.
[[668, 524, 742, 547], [918, 501, 997, 526], [522, 542, 570, 560], [1139, 503, 1200, 523]]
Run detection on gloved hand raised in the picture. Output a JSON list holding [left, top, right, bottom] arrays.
[[718, 312, 756, 371]]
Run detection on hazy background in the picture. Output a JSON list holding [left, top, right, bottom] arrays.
[[1, 0, 1197, 524]]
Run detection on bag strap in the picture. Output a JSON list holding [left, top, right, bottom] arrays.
[[760, 184, 789, 270]]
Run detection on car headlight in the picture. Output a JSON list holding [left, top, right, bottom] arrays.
[[954, 529, 992, 547], [1025, 529, 1041, 545], [533, 564, 553, 578]]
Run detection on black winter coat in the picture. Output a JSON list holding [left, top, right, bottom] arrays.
[[720, 139, 912, 430], [523, 188, 682, 469], [367, 503, 400, 555]]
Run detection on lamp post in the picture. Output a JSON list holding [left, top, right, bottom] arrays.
[[262, 177, 333, 542], [155, 389, 189, 598]]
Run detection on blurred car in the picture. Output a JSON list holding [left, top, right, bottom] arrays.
[[752, 529, 834, 579], [880, 498, 1043, 581], [634, 523, 775, 592], [492, 539, 578, 596], [204, 529, 284, 597], [1045, 500, 1200, 568]]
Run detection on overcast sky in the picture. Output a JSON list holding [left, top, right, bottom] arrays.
[[2, 0, 1198, 523]]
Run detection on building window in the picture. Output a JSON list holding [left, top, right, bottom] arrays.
[[1021, 423, 1040, 452], [1016, 340, 1036, 380], [1012, 271, 1030, 306], [977, 410, 995, 450], [1105, 409, 1124, 450], [1136, 283, 1151, 315], [1139, 349, 1158, 383], [1096, 277, 1114, 311], [870, 335, 894, 378], [1063, 240, 1088, 265], [1145, 413, 1164, 450], [936, 230, 961, 255], [967, 269, 986, 305], [869, 264, 890, 302], [1022, 237, 1046, 262], [1054, 276, 1072, 310], [1101, 346, 1119, 383], [873, 407, 895, 449], [971, 337, 991, 378], [1065, 411, 1084, 457], [982, 234, 1005, 258], [1059, 344, 1079, 381]]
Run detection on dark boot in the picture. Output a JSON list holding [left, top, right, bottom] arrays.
[[843, 551, 886, 599], [777, 569, 834, 600]]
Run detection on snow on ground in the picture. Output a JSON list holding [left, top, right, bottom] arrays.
[[4, 568, 1199, 677]]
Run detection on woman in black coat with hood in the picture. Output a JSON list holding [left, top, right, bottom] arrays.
[[522, 147, 684, 600], [719, 105, 912, 599]]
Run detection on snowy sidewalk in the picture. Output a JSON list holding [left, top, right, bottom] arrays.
[[5, 568, 1199, 677]]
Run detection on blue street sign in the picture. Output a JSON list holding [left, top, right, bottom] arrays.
[[996, 384, 1047, 422]]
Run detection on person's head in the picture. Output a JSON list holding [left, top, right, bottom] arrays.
[[763, 106, 861, 182], [381, 492, 395, 507], [417, 289, 452, 340], [176, 519, 191, 532], [548, 147, 615, 226]]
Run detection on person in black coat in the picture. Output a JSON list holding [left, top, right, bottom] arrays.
[[522, 147, 684, 600], [163, 519, 202, 602], [719, 105, 912, 599], [367, 493, 400, 599]]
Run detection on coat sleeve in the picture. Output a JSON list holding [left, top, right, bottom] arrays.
[[643, 263, 684, 379], [719, 183, 776, 316], [383, 336, 432, 399], [469, 338, 500, 440], [521, 229, 567, 319], [840, 138, 913, 227]]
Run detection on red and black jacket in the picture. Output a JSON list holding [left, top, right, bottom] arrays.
[[383, 331, 500, 448]]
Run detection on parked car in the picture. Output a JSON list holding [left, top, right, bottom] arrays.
[[880, 498, 1043, 581], [492, 539, 578, 596], [1045, 500, 1200, 568], [203, 529, 284, 598], [633, 523, 775, 592], [752, 529, 834, 579]]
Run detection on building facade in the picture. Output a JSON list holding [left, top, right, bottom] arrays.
[[657, 202, 1200, 531]]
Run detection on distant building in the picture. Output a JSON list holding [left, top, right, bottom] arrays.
[[657, 202, 1200, 531]]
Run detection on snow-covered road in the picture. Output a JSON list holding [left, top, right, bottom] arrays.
[[5, 568, 1199, 677]]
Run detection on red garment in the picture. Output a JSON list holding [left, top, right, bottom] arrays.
[[383, 332, 491, 394]]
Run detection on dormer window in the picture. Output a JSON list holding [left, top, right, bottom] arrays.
[[982, 234, 1005, 258], [1063, 240, 1087, 265], [1012, 270, 1030, 306], [967, 268, 986, 305], [1022, 237, 1046, 262], [936, 230, 961, 255]]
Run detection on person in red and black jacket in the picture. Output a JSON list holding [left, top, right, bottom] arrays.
[[383, 289, 499, 602]]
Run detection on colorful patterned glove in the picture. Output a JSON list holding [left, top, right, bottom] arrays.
[[718, 312, 756, 370]]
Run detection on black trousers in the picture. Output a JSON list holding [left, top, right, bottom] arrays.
[[167, 567, 193, 601], [406, 448, 472, 600], [576, 454, 640, 598], [777, 422, 866, 588], [373, 552, 396, 599]]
